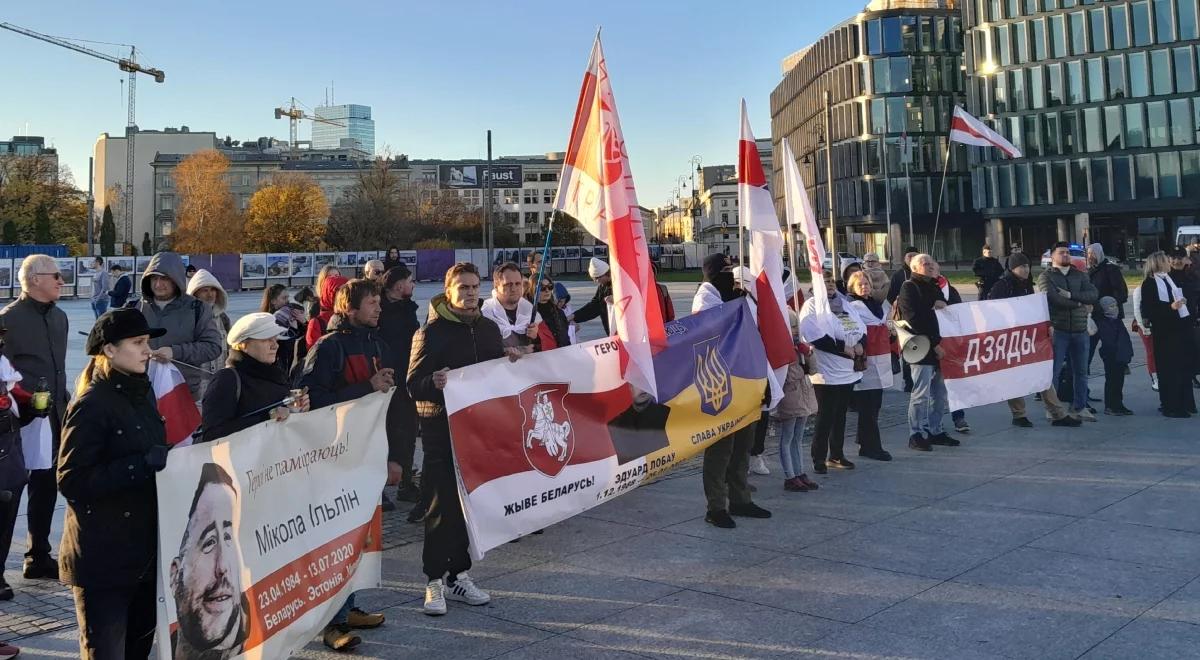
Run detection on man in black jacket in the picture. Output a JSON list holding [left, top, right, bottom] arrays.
[[989, 253, 1081, 429], [972, 245, 1004, 300], [298, 279, 389, 651], [572, 257, 613, 336], [408, 262, 506, 617], [0, 254, 68, 581], [107, 262, 133, 309], [1086, 243, 1129, 372], [887, 247, 919, 393], [895, 254, 957, 452], [379, 266, 421, 501]]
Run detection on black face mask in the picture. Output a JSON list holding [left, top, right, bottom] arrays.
[[711, 272, 740, 302]]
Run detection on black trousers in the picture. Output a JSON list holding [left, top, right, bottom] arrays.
[[812, 384, 853, 465], [71, 579, 156, 660], [749, 410, 769, 456], [1154, 331, 1197, 414], [0, 483, 23, 580], [386, 389, 418, 484], [854, 389, 884, 454], [26, 414, 60, 560], [1103, 359, 1127, 410], [421, 452, 471, 582]]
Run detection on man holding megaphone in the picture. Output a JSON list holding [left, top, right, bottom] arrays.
[[894, 255, 960, 452]]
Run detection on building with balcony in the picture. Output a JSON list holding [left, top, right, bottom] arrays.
[[771, 0, 979, 265], [963, 0, 1200, 262]]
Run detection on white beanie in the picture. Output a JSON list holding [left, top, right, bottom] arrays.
[[588, 257, 610, 279], [731, 265, 754, 289]]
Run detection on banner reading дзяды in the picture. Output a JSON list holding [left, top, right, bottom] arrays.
[[154, 393, 388, 660], [444, 299, 768, 558]]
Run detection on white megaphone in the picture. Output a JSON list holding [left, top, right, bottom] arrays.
[[893, 320, 931, 364]]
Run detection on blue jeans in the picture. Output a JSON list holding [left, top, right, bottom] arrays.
[[908, 364, 947, 437], [90, 299, 108, 318], [331, 592, 356, 626], [1052, 330, 1090, 412], [777, 415, 808, 479]]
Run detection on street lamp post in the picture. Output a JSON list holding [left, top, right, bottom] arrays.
[[690, 156, 702, 244], [823, 89, 838, 279]]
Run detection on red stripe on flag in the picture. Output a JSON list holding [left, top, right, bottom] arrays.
[[159, 384, 200, 445], [939, 321, 1054, 379], [738, 139, 767, 188], [864, 325, 892, 357], [754, 274, 795, 369]]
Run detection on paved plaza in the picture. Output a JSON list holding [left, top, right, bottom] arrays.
[[3, 283, 1199, 659]]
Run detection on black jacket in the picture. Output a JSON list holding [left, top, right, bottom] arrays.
[[0, 399, 23, 493], [1169, 268, 1200, 320], [201, 351, 293, 443], [1089, 260, 1129, 319], [57, 369, 167, 589], [988, 272, 1035, 300], [108, 273, 133, 308], [536, 301, 572, 349], [895, 273, 946, 365], [0, 295, 70, 416], [972, 256, 1004, 293], [573, 282, 613, 335], [379, 296, 420, 375], [299, 316, 391, 409], [407, 295, 505, 457], [886, 266, 912, 304]]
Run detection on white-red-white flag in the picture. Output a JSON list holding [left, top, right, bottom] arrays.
[[149, 361, 200, 446], [554, 34, 665, 399], [738, 100, 796, 383], [780, 138, 829, 316], [949, 106, 1022, 158]]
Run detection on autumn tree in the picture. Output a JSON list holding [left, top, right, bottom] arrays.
[[171, 149, 244, 253], [325, 158, 417, 250], [244, 172, 329, 252], [0, 154, 87, 245]]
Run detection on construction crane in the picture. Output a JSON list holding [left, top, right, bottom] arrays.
[[1, 22, 165, 247], [274, 97, 344, 157]]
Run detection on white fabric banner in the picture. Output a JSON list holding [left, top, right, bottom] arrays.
[[935, 295, 1054, 410], [154, 392, 388, 660]]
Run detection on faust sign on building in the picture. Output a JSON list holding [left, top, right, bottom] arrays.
[[438, 163, 523, 189]]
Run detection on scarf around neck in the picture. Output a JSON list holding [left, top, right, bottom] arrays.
[[1153, 273, 1190, 319], [481, 293, 536, 338]]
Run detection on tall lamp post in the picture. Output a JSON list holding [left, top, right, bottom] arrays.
[[689, 156, 702, 244]]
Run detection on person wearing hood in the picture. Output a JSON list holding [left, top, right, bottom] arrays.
[[691, 254, 770, 529], [201, 313, 311, 443], [298, 279, 390, 650], [407, 263, 505, 616], [136, 252, 223, 404], [553, 282, 579, 344], [799, 268, 867, 471], [572, 257, 613, 335], [186, 269, 231, 401], [379, 265, 421, 503], [895, 254, 959, 451], [481, 263, 539, 352], [990, 252, 1081, 428], [306, 273, 350, 350]]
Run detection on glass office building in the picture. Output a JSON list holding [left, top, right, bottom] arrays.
[[964, 0, 1200, 260], [312, 104, 376, 155], [771, 0, 979, 264]]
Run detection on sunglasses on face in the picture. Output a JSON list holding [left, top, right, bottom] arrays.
[[540, 283, 554, 292], [36, 272, 63, 281]]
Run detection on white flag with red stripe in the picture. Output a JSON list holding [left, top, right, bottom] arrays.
[[780, 138, 830, 317], [554, 34, 665, 399], [149, 361, 200, 446], [949, 106, 1022, 158]]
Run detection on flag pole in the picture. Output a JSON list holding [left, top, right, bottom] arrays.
[[931, 132, 953, 255], [537, 211, 556, 281], [786, 222, 803, 336]]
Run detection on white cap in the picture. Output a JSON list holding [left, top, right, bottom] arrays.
[[731, 265, 754, 289], [588, 257, 610, 279], [227, 312, 288, 347]]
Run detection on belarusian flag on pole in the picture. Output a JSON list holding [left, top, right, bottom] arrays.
[[780, 137, 830, 316], [949, 106, 1022, 158], [738, 100, 795, 374], [554, 33, 666, 400]]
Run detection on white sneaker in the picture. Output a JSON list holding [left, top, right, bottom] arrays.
[[1151, 374, 1159, 391], [749, 455, 770, 476], [1075, 408, 1097, 422], [424, 579, 447, 615], [447, 572, 490, 606]]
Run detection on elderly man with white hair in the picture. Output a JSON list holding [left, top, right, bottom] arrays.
[[363, 259, 386, 283], [0, 254, 69, 587], [894, 254, 959, 452]]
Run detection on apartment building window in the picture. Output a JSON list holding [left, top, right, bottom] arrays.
[[524, 212, 539, 226], [159, 195, 174, 211], [523, 189, 537, 204], [542, 188, 555, 204], [524, 171, 538, 182], [539, 172, 558, 182]]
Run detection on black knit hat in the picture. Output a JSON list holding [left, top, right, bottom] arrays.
[[85, 308, 165, 355], [1007, 251, 1031, 270]]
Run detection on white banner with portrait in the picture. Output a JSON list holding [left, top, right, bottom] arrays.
[[154, 392, 389, 660]]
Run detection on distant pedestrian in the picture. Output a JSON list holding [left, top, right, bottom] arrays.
[[1140, 251, 1196, 417], [383, 246, 403, 273], [88, 257, 109, 318], [1095, 296, 1133, 415], [107, 262, 133, 309], [972, 245, 1004, 300]]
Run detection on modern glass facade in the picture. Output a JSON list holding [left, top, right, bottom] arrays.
[[312, 104, 376, 155], [771, 1, 980, 263], [964, 0, 1200, 260]]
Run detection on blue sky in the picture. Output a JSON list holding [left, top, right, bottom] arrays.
[[2, 1, 853, 209]]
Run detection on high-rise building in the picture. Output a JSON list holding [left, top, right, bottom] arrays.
[[962, 0, 1200, 261], [312, 104, 375, 155], [771, 0, 977, 265]]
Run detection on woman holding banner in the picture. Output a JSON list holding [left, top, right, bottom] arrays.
[[847, 270, 893, 461], [57, 309, 168, 660]]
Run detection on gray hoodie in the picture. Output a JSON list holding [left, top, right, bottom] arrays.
[[137, 252, 222, 400]]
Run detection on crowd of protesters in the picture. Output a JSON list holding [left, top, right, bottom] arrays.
[[0, 239, 1197, 659]]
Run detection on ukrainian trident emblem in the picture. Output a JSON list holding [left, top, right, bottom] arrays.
[[693, 337, 732, 416]]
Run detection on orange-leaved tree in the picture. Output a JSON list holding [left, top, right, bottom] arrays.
[[171, 149, 244, 253], [244, 172, 328, 252]]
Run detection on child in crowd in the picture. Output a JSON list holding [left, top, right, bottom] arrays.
[[773, 341, 820, 492], [1096, 296, 1134, 415]]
